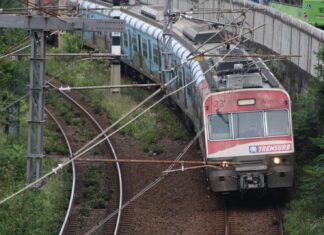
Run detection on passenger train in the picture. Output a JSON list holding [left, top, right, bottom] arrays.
[[69, 0, 294, 193]]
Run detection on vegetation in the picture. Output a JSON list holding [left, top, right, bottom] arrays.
[[0, 2, 73, 233], [77, 165, 113, 227], [284, 47, 324, 234], [47, 41, 190, 154], [0, 133, 72, 235], [43, 119, 68, 155]]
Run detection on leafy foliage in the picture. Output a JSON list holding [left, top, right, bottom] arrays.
[[0, 134, 72, 235], [48, 55, 190, 154], [285, 48, 324, 234], [0, 27, 29, 130], [62, 32, 84, 53], [77, 165, 112, 227]]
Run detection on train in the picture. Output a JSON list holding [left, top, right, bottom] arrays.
[[69, 0, 294, 193], [252, 0, 324, 28]]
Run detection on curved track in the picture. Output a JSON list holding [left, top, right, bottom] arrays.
[[44, 108, 77, 235], [47, 80, 123, 235]]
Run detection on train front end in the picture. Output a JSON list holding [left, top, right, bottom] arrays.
[[203, 89, 294, 193]]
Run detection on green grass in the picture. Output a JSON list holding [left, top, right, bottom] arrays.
[[44, 119, 68, 155], [47, 57, 190, 154], [0, 133, 72, 235], [77, 165, 112, 228]]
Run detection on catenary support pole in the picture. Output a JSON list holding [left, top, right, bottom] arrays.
[[111, 0, 121, 93], [162, 0, 174, 83], [0, 12, 125, 185], [26, 30, 46, 185]]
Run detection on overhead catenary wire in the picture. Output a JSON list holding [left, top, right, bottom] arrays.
[[68, 38, 243, 164], [0, 37, 241, 206], [57, 83, 162, 91], [83, 25, 249, 235], [187, 23, 264, 63], [84, 128, 204, 235], [0, 73, 181, 205], [44, 108, 76, 235], [0, 92, 29, 112], [185, 5, 254, 59], [0, 31, 59, 60]]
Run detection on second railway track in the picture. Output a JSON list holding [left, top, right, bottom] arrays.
[[46, 78, 286, 235], [46, 79, 125, 235], [223, 199, 285, 235]]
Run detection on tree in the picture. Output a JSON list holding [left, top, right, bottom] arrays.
[[285, 47, 324, 235]]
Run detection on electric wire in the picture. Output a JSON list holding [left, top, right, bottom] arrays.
[[187, 23, 263, 63], [185, 5, 251, 59], [1, 36, 30, 55], [0, 31, 59, 60], [84, 128, 204, 235], [44, 108, 76, 235], [53, 39, 241, 162], [0, 40, 240, 206], [0, 92, 29, 112]]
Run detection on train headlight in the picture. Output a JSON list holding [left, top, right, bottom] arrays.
[[221, 161, 230, 168], [273, 157, 281, 165]]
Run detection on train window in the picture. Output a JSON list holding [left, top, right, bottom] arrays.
[[123, 32, 128, 48], [179, 69, 184, 87], [153, 44, 159, 65], [266, 110, 289, 136], [233, 112, 264, 138], [142, 39, 148, 58], [208, 114, 232, 140], [132, 32, 138, 52], [186, 71, 193, 97]]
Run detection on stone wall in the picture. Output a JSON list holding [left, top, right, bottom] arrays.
[[139, 0, 324, 78]]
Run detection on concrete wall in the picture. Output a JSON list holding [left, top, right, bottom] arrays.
[[139, 0, 324, 77]]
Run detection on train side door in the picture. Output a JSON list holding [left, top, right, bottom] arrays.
[[148, 39, 153, 73], [138, 34, 143, 69], [128, 29, 132, 59]]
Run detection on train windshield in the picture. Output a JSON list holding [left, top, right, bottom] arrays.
[[233, 112, 264, 138], [208, 114, 232, 140], [208, 110, 289, 140], [266, 110, 289, 136]]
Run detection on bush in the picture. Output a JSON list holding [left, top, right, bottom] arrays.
[[284, 47, 324, 234]]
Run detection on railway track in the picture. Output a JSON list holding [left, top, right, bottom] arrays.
[[220, 199, 285, 235], [46, 80, 124, 235], [45, 108, 76, 235], [45, 78, 286, 235]]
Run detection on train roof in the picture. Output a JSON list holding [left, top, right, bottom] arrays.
[[133, 5, 282, 92], [75, 0, 282, 93]]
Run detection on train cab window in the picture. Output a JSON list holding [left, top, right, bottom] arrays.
[[123, 32, 128, 48], [208, 114, 232, 140], [233, 112, 264, 138], [142, 39, 148, 58], [266, 110, 289, 136], [132, 32, 138, 52], [153, 44, 159, 65]]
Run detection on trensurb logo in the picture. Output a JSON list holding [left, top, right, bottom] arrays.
[[249, 144, 292, 154], [249, 146, 258, 153]]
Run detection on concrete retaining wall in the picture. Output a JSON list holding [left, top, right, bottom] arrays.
[[139, 0, 324, 77]]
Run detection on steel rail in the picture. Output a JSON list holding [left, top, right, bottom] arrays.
[[276, 205, 284, 235], [225, 200, 230, 235], [44, 108, 76, 235], [48, 81, 123, 235]]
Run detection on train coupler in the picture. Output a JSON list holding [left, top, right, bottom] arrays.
[[239, 173, 265, 190]]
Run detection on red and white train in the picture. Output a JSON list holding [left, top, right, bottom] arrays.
[[72, 0, 294, 193]]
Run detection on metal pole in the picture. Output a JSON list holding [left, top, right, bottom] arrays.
[[26, 30, 46, 185], [162, 0, 173, 84], [111, 0, 121, 93]]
